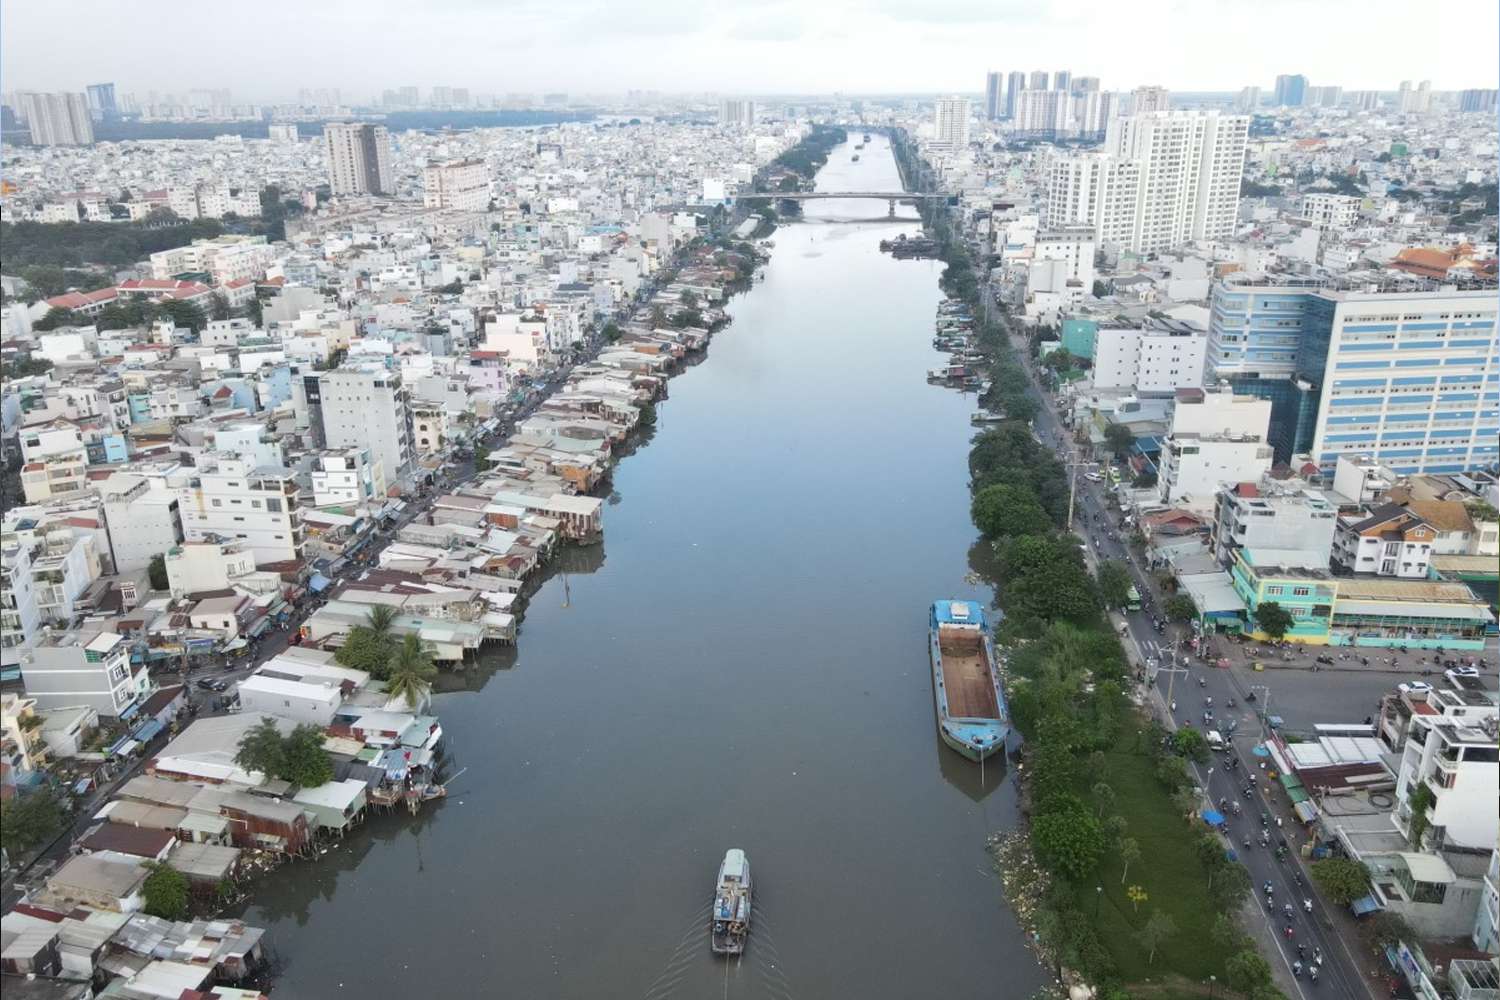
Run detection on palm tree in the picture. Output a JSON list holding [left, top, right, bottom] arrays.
[[386, 633, 437, 709], [365, 604, 397, 637]]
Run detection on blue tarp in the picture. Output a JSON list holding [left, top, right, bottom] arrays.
[[106, 733, 134, 756], [309, 573, 332, 593], [118, 699, 142, 722], [1202, 809, 1226, 826], [1352, 894, 1383, 916], [131, 718, 165, 743]]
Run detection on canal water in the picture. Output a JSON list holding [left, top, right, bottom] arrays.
[[241, 134, 1047, 999]]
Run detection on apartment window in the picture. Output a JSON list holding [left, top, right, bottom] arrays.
[[1292, 586, 1310, 597], [212, 499, 222, 507]]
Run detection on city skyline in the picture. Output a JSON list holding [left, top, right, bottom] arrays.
[[3, 0, 1496, 98]]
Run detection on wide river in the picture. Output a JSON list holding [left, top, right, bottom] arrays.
[[242, 134, 1048, 999]]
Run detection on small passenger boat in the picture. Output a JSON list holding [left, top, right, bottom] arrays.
[[711, 849, 752, 955]]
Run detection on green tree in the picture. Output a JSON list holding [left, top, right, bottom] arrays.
[[679, 289, 698, 309], [281, 724, 334, 788], [1091, 780, 1116, 818], [1091, 279, 1109, 298], [1210, 913, 1243, 953], [32, 307, 82, 331], [1210, 860, 1254, 911], [1104, 814, 1129, 845], [1312, 857, 1371, 905], [142, 862, 190, 920], [996, 534, 1101, 632], [649, 304, 667, 328], [386, 632, 438, 709], [209, 292, 230, 321], [0, 791, 64, 856], [1225, 948, 1274, 997], [1253, 601, 1294, 640], [1406, 783, 1435, 848], [971, 483, 1052, 539], [1118, 837, 1141, 884], [1172, 786, 1201, 819], [1096, 561, 1131, 610], [602, 321, 622, 342], [148, 553, 169, 591], [234, 718, 287, 779], [1103, 423, 1135, 458], [1032, 800, 1106, 881], [158, 298, 207, 333], [334, 605, 400, 679], [1137, 909, 1177, 964], [1171, 726, 1209, 762], [1164, 594, 1198, 623]]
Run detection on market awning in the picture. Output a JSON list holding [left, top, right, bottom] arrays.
[[118, 699, 142, 722], [222, 637, 249, 652], [247, 617, 274, 638], [1294, 800, 1321, 823], [131, 718, 165, 743], [1351, 894, 1383, 916], [309, 573, 333, 593]]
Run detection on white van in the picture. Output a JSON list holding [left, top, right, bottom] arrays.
[[1205, 730, 1225, 751]]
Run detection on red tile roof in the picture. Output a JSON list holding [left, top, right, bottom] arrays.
[[45, 287, 118, 310]]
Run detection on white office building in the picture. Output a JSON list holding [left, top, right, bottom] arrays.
[[1092, 320, 1209, 393], [1301, 193, 1360, 231], [423, 158, 490, 212], [17, 91, 94, 146], [1309, 288, 1497, 476], [1044, 111, 1247, 253], [1157, 388, 1274, 509], [310, 448, 386, 508], [100, 474, 184, 574], [1394, 711, 1497, 852], [1013, 89, 1070, 138], [718, 99, 755, 127], [20, 631, 149, 718], [177, 456, 305, 565], [1210, 481, 1340, 567], [311, 368, 414, 488], [1131, 86, 1171, 114], [932, 97, 971, 151], [325, 122, 394, 196]]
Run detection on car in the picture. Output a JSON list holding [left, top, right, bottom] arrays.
[[1447, 666, 1480, 680], [1084, 472, 1103, 482], [195, 679, 217, 691], [211, 679, 231, 692], [1398, 681, 1432, 695]]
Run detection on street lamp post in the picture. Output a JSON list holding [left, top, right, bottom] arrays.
[[1095, 884, 1103, 916], [1249, 684, 1272, 738], [1208, 974, 1217, 1000]]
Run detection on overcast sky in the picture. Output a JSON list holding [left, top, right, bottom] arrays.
[[3, 0, 1496, 100]]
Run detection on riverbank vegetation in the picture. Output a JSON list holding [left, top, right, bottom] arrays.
[[773, 125, 849, 179], [901, 127, 1272, 999]]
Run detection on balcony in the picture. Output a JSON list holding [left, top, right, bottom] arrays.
[[34, 585, 68, 609]]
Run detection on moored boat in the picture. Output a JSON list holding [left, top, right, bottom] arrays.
[[711, 849, 752, 955], [929, 600, 1009, 761]]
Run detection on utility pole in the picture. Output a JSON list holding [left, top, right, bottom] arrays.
[[1250, 684, 1272, 738]]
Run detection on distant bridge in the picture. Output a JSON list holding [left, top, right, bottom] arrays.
[[737, 190, 946, 218]]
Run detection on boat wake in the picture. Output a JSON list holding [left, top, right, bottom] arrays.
[[638, 903, 796, 1000], [640, 903, 711, 1000]]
